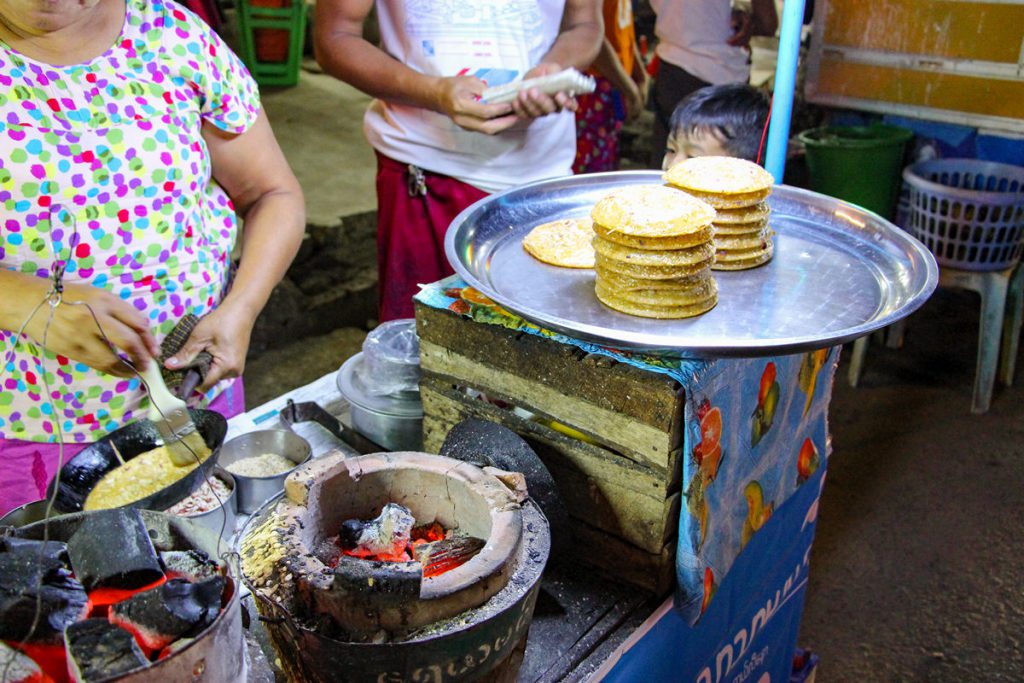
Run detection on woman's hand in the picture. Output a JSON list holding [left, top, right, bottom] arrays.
[[163, 303, 252, 391], [4, 276, 160, 376]]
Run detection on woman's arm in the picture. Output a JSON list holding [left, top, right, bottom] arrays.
[[164, 110, 305, 390], [0, 269, 159, 375]]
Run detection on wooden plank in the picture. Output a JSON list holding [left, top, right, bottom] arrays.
[[569, 520, 675, 594], [415, 304, 684, 436], [823, 0, 1024, 64], [420, 382, 679, 553], [420, 377, 678, 492], [815, 59, 1024, 121], [420, 340, 677, 471]]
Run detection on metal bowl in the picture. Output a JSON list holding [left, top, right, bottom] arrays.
[[47, 409, 228, 514], [164, 467, 238, 540], [218, 430, 312, 514], [0, 498, 59, 528]]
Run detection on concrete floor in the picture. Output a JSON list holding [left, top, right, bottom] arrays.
[[250, 68, 1024, 682]]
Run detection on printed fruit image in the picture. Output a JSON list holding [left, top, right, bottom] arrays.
[[700, 566, 717, 616], [797, 438, 820, 485], [741, 480, 774, 549], [751, 362, 780, 446], [697, 406, 724, 482], [798, 349, 830, 416]]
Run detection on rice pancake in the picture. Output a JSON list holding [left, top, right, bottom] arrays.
[[677, 187, 771, 209], [713, 217, 770, 235], [595, 281, 718, 319], [597, 268, 712, 291], [591, 184, 716, 238], [594, 252, 713, 280], [712, 242, 775, 271], [713, 202, 770, 225], [593, 235, 715, 267], [522, 217, 595, 268], [593, 222, 714, 250], [663, 156, 774, 196], [595, 273, 717, 306], [714, 228, 773, 251]]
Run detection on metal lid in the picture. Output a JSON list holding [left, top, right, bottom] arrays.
[[336, 352, 424, 418]]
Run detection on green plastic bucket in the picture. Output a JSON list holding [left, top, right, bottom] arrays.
[[797, 124, 914, 219]]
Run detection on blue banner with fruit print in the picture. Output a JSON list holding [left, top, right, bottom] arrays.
[[415, 277, 839, 633]]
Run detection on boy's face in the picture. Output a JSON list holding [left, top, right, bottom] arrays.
[[662, 128, 732, 170]]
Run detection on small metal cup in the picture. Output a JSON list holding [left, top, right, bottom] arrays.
[[168, 467, 239, 539], [218, 430, 312, 514], [0, 499, 58, 528]]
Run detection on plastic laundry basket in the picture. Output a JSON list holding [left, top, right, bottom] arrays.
[[798, 124, 914, 219], [902, 159, 1024, 271]]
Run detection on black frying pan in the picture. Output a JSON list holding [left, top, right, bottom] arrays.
[[47, 409, 227, 513]]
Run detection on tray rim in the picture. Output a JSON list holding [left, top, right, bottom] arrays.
[[444, 170, 939, 357]]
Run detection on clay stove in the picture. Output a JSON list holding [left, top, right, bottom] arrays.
[[239, 451, 550, 683]]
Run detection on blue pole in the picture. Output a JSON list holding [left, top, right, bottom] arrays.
[[764, 0, 807, 182]]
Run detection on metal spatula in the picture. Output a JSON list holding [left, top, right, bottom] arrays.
[[139, 360, 208, 467]]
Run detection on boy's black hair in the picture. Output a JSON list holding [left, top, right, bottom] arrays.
[[668, 84, 771, 162]]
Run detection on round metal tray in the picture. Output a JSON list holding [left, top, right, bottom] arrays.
[[445, 171, 938, 357]]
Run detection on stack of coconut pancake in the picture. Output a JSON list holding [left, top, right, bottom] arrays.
[[589, 184, 718, 318], [663, 156, 775, 270]]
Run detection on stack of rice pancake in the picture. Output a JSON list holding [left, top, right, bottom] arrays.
[[589, 184, 718, 319], [664, 156, 775, 270]]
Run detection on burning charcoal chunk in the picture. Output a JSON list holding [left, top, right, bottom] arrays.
[[65, 619, 148, 682], [0, 536, 71, 564], [412, 536, 485, 577], [109, 576, 226, 651], [0, 641, 44, 683], [0, 538, 88, 643], [67, 509, 164, 591], [338, 503, 415, 559], [159, 550, 221, 582]]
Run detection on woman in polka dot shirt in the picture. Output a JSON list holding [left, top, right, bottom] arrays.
[[0, 0, 306, 513]]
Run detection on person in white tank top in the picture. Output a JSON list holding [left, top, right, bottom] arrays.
[[313, 0, 603, 321]]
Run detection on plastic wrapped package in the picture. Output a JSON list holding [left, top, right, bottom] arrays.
[[359, 318, 422, 396]]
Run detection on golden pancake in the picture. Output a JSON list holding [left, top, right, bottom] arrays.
[[597, 268, 712, 291], [595, 282, 718, 319], [593, 235, 715, 267], [595, 273, 717, 306], [663, 156, 775, 196], [591, 184, 716, 237], [678, 187, 771, 209], [714, 228, 773, 251], [713, 202, 770, 225], [522, 217, 595, 268], [712, 217, 770, 236], [594, 253, 713, 280], [594, 221, 714, 251], [711, 242, 775, 271]]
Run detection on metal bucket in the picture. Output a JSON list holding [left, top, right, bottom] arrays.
[[14, 509, 246, 682]]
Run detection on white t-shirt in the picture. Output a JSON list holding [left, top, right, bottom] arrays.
[[652, 0, 751, 85], [364, 0, 575, 193]]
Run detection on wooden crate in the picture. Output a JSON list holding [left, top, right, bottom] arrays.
[[415, 303, 687, 593]]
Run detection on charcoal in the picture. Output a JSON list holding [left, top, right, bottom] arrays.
[[338, 503, 415, 556], [0, 537, 88, 643], [0, 641, 43, 683], [65, 619, 148, 682], [109, 576, 225, 651], [159, 550, 221, 582], [67, 509, 163, 591]]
